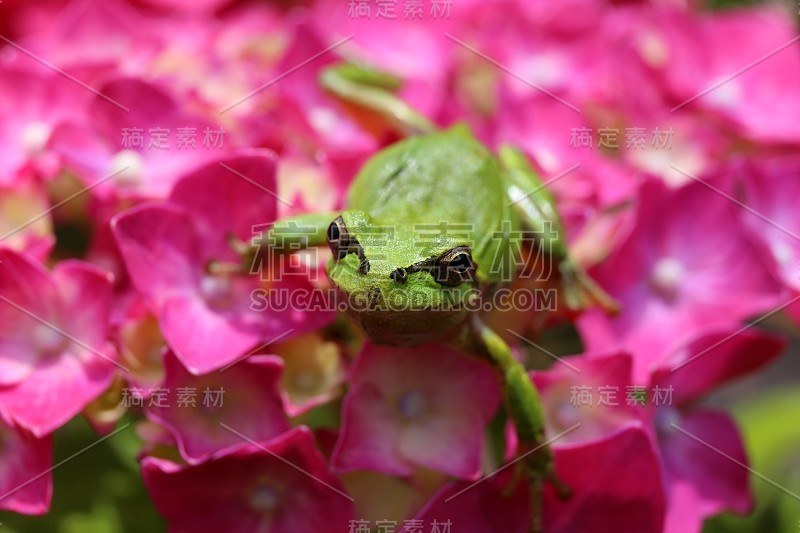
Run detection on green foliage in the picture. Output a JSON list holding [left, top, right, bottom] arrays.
[[703, 386, 800, 533]]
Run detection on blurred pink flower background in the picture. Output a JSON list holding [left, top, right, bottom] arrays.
[[0, 0, 799, 532]]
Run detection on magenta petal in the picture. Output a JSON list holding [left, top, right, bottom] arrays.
[[147, 352, 289, 464], [661, 409, 751, 532], [111, 203, 201, 301], [142, 427, 355, 533], [0, 247, 59, 319], [0, 250, 116, 435], [650, 327, 786, 406], [0, 420, 52, 515], [334, 343, 499, 478], [169, 150, 279, 261], [52, 260, 114, 349], [408, 424, 665, 533], [0, 250, 59, 385], [663, 481, 705, 533], [0, 338, 38, 387], [331, 384, 411, 476], [406, 468, 529, 533], [398, 411, 485, 479], [159, 294, 265, 374], [532, 352, 642, 445], [351, 343, 500, 422], [90, 77, 177, 142], [113, 203, 269, 373], [544, 423, 666, 533], [0, 346, 116, 436], [577, 178, 783, 382], [47, 121, 113, 191]]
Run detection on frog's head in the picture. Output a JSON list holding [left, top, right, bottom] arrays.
[[325, 209, 477, 345]]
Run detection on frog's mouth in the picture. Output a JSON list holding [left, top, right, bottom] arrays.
[[345, 296, 469, 347], [340, 284, 472, 314]]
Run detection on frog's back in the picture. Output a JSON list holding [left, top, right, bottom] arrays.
[[346, 125, 517, 284], [349, 126, 508, 241]]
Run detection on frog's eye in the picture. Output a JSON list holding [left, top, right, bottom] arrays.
[[435, 246, 476, 287], [327, 216, 351, 260], [327, 216, 366, 268]]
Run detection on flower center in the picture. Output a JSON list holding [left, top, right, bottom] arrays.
[[519, 54, 563, 88], [397, 390, 428, 421], [553, 400, 582, 429], [654, 407, 682, 438], [249, 484, 281, 513], [293, 372, 318, 392], [650, 257, 683, 300], [22, 121, 51, 156], [33, 324, 66, 356], [308, 107, 338, 135], [200, 274, 235, 309], [637, 31, 668, 68], [110, 150, 145, 185], [771, 240, 794, 267], [705, 81, 741, 109]]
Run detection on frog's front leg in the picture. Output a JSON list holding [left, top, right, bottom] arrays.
[[320, 62, 436, 137], [467, 315, 570, 533], [499, 145, 620, 315], [235, 211, 338, 273]]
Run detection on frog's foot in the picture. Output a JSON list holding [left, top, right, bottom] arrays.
[[541, 466, 572, 501], [560, 259, 620, 315], [498, 447, 572, 533], [520, 458, 572, 533], [320, 62, 436, 137], [469, 316, 572, 531]]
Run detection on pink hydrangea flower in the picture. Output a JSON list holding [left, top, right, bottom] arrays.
[[275, 148, 350, 219], [274, 22, 377, 157], [332, 343, 500, 479], [531, 326, 784, 533], [133, 0, 235, 14], [495, 91, 639, 210], [493, 91, 640, 268], [483, 0, 616, 102], [142, 426, 355, 533], [10, 0, 160, 73], [112, 150, 333, 374], [0, 248, 117, 436], [0, 415, 52, 515], [143, 3, 287, 121], [50, 77, 226, 200], [406, 424, 665, 533], [0, 68, 88, 185], [577, 179, 782, 381], [738, 154, 800, 293], [146, 351, 289, 464], [648, 327, 785, 533], [622, 111, 729, 189], [402, 468, 529, 532], [647, 5, 800, 143], [531, 352, 640, 445], [0, 0, 68, 41], [542, 424, 666, 533]]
